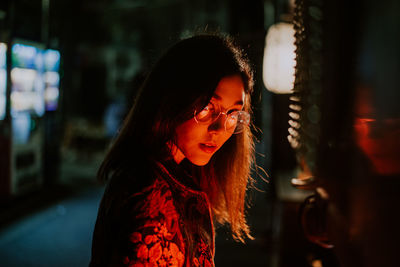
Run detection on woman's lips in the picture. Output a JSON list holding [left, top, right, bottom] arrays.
[[199, 143, 217, 153]]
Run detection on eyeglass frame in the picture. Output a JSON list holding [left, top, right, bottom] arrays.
[[193, 102, 250, 134]]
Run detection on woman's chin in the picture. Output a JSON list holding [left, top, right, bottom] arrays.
[[187, 156, 212, 166]]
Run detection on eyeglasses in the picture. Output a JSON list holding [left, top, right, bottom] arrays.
[[194, 102, 250, 134]]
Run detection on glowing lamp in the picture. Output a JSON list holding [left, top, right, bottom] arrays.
[[263, 22, 296, 94]]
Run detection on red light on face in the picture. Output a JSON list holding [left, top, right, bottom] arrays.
[[354, 117, 400, 175]]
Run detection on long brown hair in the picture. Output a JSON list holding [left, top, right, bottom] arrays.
[[98, 33, 255, 242], [195, 93, 255, 242]]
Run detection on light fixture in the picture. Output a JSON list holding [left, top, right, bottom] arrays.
[[262, 22, 296, 94]]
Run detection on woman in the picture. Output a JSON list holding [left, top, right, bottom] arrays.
[[90, 33, 255, 267]]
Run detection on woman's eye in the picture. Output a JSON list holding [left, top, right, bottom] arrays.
[[197, 104, 213, 118], [227, 109, 240, 115], [198, 108, 209, 117], [206, 103, 217, 112]]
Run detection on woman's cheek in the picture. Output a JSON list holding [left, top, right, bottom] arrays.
[[220, 132, 234, 146]]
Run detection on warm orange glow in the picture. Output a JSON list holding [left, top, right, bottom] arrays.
[[354, 83, 400, 175], [354, 117, 400, 175]]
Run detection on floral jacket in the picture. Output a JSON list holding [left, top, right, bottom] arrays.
[[90, 160, 215, 267]]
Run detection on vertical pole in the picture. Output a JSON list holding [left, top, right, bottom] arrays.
[[42, 0, 49, 45], [0, 0, 14, 198]]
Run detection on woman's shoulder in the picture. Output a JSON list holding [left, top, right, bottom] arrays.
[[96, 164, 187, 267], [105, 162, 174, 209], [128, 175, 177, 220], [105, 160, 158, 194]]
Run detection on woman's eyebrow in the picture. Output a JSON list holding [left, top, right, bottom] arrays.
[[212, 93, 244, 106]]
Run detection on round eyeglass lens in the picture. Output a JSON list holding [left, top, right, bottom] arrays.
[[226, 111, 250, 134]]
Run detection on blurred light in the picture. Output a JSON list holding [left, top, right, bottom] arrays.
[[311, 259, 323, 267], [11, 91, 36, 111], [263, 22, 296, 94], [12, 44, 37, 59], [12, 113, 31, 144], [12, 44, 40, 69], [45, 87, 59, 111], [43, 49, 61, 111], [0, 43, 6, 120], [44, 49, 60, 72], [45, 87, 59, 100], [289, 111, 300, 120], [44, 71, 60, 85], [10, 43, 51, 117], [11, 68, 37, 92], [0, 96, 5, 120], [44, 71, 60, 111], [0, 43, 6, 68], [11, 68, 45, 116]]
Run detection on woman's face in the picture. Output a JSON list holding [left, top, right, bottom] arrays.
[[173, 74, 246, 166]]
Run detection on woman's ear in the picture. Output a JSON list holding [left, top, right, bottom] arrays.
[[166, 140, 176, 153], [167, 140, 185, 164]]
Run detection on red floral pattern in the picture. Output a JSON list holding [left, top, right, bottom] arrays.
[[90, 162, 215, 267], [192, 238, 213, 267], [122, 178, 186, 267], [116, 168, 215, 267]]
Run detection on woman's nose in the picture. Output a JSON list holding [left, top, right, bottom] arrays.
[[208, 115, 226, 133]]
